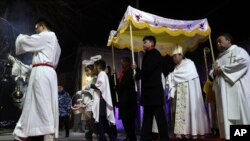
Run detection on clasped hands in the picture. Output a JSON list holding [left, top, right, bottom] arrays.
[[213, 63, 222, 76]]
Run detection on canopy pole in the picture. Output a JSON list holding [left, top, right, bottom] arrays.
[[111, 44, 116, 85], [208, 34, 215, 63], [129, 22, 138, 92], [203, 47, 210, 80], [111, 44, 119, 103]]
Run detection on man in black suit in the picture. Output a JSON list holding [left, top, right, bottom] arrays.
[[133, 35, 169, 141], [116, 57, 137, 141]]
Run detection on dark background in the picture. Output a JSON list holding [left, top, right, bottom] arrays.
[[1, 0, 250, 129], [1, 0, 250, 72]]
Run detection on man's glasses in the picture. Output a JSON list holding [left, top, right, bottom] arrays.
[[35, 25, 41, 30]]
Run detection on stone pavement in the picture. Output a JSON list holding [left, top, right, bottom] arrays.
[[0, 130, 133, 141], [0, 129, 223, 141]]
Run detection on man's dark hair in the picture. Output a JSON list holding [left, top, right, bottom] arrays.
[[85, 64, 94, 71], [121, 57, 131, 64], [35, 17, 53, 31], [218, 33, 233, 43], [143, 35, 156, 46], [94, 60, 106, 71]]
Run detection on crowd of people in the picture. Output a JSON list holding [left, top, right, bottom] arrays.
[[8, 17, 250, 141]]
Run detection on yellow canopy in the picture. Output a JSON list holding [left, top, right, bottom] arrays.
[[107, 6, 211, 56]]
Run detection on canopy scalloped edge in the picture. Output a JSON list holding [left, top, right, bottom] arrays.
[[107, 6, 211, 56]]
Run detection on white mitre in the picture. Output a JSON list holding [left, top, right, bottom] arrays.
[[171, 45, 183, 56]]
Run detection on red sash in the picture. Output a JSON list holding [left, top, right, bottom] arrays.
[[32, 63, 54, 68]]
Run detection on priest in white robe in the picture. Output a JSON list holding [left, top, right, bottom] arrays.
[[167, 45, 209, 140], [210, 33, 250, 140], [89, 58, 116, 141], [13, 18, 61, 141]]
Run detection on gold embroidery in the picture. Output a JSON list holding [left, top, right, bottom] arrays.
[[228, 53, 236, 64], [174, 82, 188, 134]]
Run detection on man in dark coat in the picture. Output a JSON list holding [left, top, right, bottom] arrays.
[[133, 35, 169, 141], [106, 65, 118, 138], [116, 57, 137, 141]]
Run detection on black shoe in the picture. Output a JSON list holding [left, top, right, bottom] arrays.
[[211, 128, 220, 136], [123, 138, 132, 141], [31, 136, 43, 141], [86, 131, 93, 140]]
